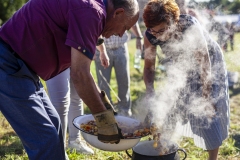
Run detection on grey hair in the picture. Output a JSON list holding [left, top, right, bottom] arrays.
[[111, 0, 139, 17]]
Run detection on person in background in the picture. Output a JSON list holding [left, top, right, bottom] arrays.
[[225, 22, 235, 51], [46, 68, 94, 154], [0, 0, 139, 159], [95, 23, 143, 117], [209, 21, 229, 52], [229, 22, 235, 51], [142, 0, 229, 160], [175, 0, 187, 14], [46, 43, 110, 154]]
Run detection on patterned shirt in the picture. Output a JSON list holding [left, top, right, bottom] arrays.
[[103, 31, 129, 49], [145, 14, 228, 106]]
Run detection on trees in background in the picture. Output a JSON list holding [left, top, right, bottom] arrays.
[[204, 0, 240, 14], [0, 0, 28, 25], [228, 0, 240, 14], [187, 0, 239, 15], [0, 0, 239, 26]]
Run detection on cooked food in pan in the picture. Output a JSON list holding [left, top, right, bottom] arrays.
[[80, 120, 151, 138]]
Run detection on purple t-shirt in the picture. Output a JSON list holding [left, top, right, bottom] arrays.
[[0, 0, 106, 80]]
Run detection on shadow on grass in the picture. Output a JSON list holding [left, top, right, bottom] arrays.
[[0, 131, 24, 157], [229, 85, 240, 98], [131, 73, 143, 82], [232, 134, 240, 149], [0, 131, 17, 140], [131, 69, 166, 82]]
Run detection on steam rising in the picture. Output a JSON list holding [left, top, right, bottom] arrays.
[[135, 0, 228, 144]]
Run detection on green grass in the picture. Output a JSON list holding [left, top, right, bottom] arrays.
[[1, 33, 240, 159]]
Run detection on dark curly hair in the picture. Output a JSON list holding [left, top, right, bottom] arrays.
[[143, 0, 180, 28]]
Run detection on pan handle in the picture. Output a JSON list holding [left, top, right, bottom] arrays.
[[177, 148, 187, 160], [125, 149, 132, 158]]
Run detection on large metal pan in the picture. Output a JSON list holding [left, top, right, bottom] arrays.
[[73, 114, 145, 152]]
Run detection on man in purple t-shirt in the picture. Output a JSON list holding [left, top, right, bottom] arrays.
[[0, 0, 139, 159]]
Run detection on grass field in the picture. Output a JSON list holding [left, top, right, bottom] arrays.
[[0, 33, 240, 160]]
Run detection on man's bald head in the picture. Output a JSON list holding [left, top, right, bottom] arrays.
[[102, 0, 139, 38]]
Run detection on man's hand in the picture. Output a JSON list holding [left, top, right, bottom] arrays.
[[101, 90, 117, 115], [99, 51, 110, 69], [96, 41, 109, 69], [93, 110, 123, 143]]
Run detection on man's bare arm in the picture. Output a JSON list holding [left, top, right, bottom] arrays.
[[70, 47, 106, 114]]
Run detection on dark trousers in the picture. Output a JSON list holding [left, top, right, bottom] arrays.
[[0, 40, 66, 160]]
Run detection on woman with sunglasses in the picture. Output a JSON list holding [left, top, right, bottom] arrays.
[[142, 0, 229, 159]]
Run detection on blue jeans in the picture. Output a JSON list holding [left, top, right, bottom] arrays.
[[0, 40, 66, 160]]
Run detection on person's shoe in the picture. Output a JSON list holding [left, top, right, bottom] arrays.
[[68, 138, 94, 155], [65, 152, 69, 160]]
